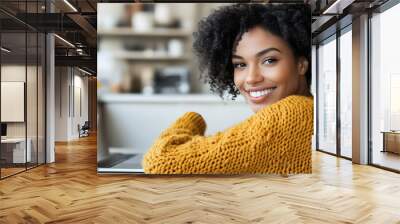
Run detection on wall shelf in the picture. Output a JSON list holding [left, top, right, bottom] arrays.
[[110, 51, 190, 61], [98, 93, 246, 104], [98, 28, 192, 38], [97, 4, 210, 94]]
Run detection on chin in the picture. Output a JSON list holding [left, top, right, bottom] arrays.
[[241, 87, 281, 113], [245, 94, 277, 113], [250, 102, 270, 113]]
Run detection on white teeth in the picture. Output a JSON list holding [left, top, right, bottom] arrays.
[[249, 88, 275, 98]]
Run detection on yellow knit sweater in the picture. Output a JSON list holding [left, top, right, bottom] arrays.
[[142, 95, 313, 174]]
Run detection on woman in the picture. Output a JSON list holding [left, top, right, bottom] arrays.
[[142, 3, 313, 174]]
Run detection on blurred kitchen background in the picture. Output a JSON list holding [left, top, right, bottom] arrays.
[[97, 3, 252, 172]]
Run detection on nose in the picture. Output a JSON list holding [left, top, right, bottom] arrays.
[[245, 64, 264, 85]]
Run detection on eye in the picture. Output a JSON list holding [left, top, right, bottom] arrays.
[[262, 58, 277, 65], [232, 62, 246, 69]]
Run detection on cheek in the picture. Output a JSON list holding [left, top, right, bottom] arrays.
[[233, 72, 244, 89], [262, 61, 297, 84]]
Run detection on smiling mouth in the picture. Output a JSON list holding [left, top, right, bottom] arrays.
[[247, 87, 276, 97], [247, 87, 277, 103]]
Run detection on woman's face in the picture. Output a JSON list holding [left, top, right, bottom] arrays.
[[232, 26, 309, 113]]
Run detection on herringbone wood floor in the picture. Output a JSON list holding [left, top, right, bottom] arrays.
[[1, 134, 400, 224]]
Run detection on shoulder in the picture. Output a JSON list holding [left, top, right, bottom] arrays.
[[258, 95, 313, 115], [243, 95, 313, 127], [255, 95, 313, 127], [276, 95, 313, 127], [277, 95, 313, 112]]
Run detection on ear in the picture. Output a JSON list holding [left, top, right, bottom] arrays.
[[297, 57, 309, 76]]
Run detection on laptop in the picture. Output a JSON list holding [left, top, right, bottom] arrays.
[[97, 102, 144, 174], [1, 123, 7, 140], [97, 153, 144, 173]]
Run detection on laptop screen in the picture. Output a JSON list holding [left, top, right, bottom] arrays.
[[97, 153, 144, 173], [1, 123, 7, 137]]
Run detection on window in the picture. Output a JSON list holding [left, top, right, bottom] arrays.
[[339, 27, 352, 158], [317, 35, 337, 155], [370, 2, 400, 171], [0, 1, 47, 179]]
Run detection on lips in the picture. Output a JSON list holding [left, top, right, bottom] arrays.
[[245, 87, 277, 103]]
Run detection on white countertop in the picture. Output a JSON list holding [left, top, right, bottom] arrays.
[[1, 138, 29, 143], [98, 93, 247, 104]]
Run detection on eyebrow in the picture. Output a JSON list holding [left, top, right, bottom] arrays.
[[232, 47, 281, 59]]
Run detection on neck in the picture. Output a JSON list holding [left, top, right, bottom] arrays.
[[297, 78, 312, 97]]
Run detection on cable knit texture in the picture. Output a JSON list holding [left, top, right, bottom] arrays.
[[142, 95, 313, 174]]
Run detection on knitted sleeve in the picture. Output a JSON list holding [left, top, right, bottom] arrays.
[[142, 95, 313, 174]]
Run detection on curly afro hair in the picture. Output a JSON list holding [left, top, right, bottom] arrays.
[[193, 3, 311, 99]]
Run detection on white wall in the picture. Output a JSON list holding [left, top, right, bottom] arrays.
[[55, 67, 89, 141], [71, 73, 89, 138], [74, 74, 89, 125], [1, 64, 46, 163], [1, 65, 37, 138], [1, 82, 25, 122], [55, 67, 69, 141], [1, 65, 27, 141], [100, 96, 252, 155], [1, 66, 26, 130]]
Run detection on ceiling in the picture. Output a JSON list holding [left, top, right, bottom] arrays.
[[1, 0, 392, 75], [0, 0, 97, 74]]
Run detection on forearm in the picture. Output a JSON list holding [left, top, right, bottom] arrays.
[[142, 111, 277, 174], [160, 112, 207, 137]]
